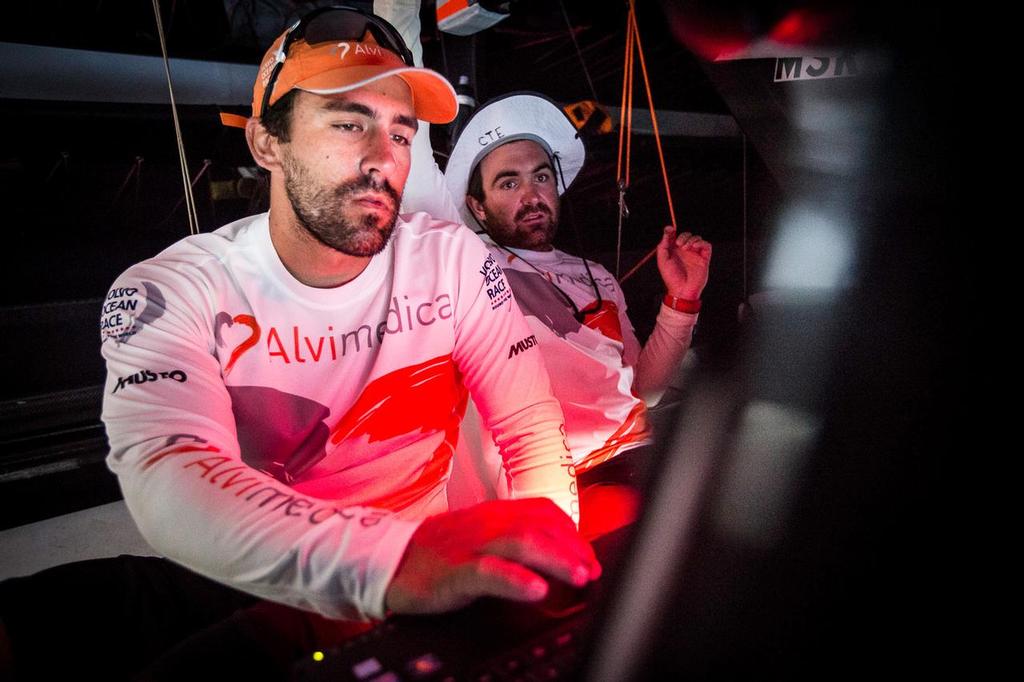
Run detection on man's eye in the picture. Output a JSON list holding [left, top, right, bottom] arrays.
[[333, 123, 362, 132], [391, 134, 411, 146], [536, 173, 550, 183], [500, 180, 518, 190]]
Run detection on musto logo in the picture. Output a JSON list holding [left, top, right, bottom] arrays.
[[508, 334, 538, 358], [113, 369, 187, 394]]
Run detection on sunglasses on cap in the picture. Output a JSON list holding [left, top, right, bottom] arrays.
[[259, 4, 415, 119]]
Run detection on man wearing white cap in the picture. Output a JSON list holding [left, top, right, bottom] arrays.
[[439, 93, 712, 491], [0, 6, 597, 679]]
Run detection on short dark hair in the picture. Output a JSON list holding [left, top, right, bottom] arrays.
[[260, 89, 299, 142], [467, 162, 486, 203]]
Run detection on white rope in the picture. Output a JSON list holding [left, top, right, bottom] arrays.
[[557, 0, 599, 104], [151, 0, 200, 235]]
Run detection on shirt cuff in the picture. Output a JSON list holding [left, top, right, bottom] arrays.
[[359, 516, 424, 620], [656, 303, 699, 334]]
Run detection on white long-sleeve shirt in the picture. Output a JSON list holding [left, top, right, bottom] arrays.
[[383, 0, 698, 480], [100, 212, 577, 621], [397, 126, 698, 470], [484, 241, 698, 471]]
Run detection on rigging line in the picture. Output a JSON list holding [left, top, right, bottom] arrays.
[[615, 13, 630, 183], [154, 0, 191, 215], [617, 9, 636, 187], [153, 0, 195, 233], [108, 156, 145, 210], [625, 10, 634, 189], [622, 9, 637, 276], [557, 0, 600, 104], [43, 152, 70, 185], [616, 191, 623, 278], [162, 160, 212, 225], [628, 0, 676, 231], [615, 8, 635, 278], [618, 0, 679, 285], [618, 241, 656, 284], [151, 0, 199, 235]]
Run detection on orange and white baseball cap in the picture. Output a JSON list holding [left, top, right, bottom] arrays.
[[221, 5, 457, 128]]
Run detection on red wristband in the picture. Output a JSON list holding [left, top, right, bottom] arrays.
[[663, 294, 701, 313]]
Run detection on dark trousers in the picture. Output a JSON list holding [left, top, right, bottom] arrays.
[[0, 555, 370, 681]]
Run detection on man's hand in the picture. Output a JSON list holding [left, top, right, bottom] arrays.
[[385, 499, 602, 614], [656, 226, 712, 301]]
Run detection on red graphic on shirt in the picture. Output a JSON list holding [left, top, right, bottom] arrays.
[[329, 354, 469, 512], [223, 314, 261, 375], [582, 300, 623, 343], [143, 443, 222, 470], [576, 401, 649, 474]]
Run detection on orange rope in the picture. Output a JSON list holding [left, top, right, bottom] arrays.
[[618, 244, 658, 283], [625, 11, 635, 187], [615, 7, 636, 277], [617, 0, 679, 284], [616, 9, 633, 185], [628, 0, 676, 231]]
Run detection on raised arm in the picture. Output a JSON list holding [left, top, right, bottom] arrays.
[[632, 226, 712, 404]]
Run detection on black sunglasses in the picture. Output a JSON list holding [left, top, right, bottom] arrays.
[[259, 5, 415, 118]]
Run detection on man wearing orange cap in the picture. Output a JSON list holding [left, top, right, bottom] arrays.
[[0, 6, 596, 679]]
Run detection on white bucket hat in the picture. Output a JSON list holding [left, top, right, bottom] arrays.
[[445, 92, 586, 228]]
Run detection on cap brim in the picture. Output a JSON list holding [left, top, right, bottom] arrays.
[[220, 112, 249, 129], [298, 65, 457, 124]]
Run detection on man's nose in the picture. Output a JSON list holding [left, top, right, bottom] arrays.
[[359, 130, 396, 180], [521, 183, 544, 206]]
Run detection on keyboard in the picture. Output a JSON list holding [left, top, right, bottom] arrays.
[[291, 524, 632, 682]]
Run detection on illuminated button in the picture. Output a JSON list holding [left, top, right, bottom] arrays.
[[407, 653, 443, 678], [554, 632, 573, 647], [531, 645, 547, 659], [352, 657, 383, 680], [312, 651, 325, 662]]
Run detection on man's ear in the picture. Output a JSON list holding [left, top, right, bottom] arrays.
[[465, 194, 487, 225], [246, 117, 283, 173]]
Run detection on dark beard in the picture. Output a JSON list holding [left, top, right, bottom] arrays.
[[514, 201, 554, 223], [486, 200, 559, 250], [283, 158, 402, 257]]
